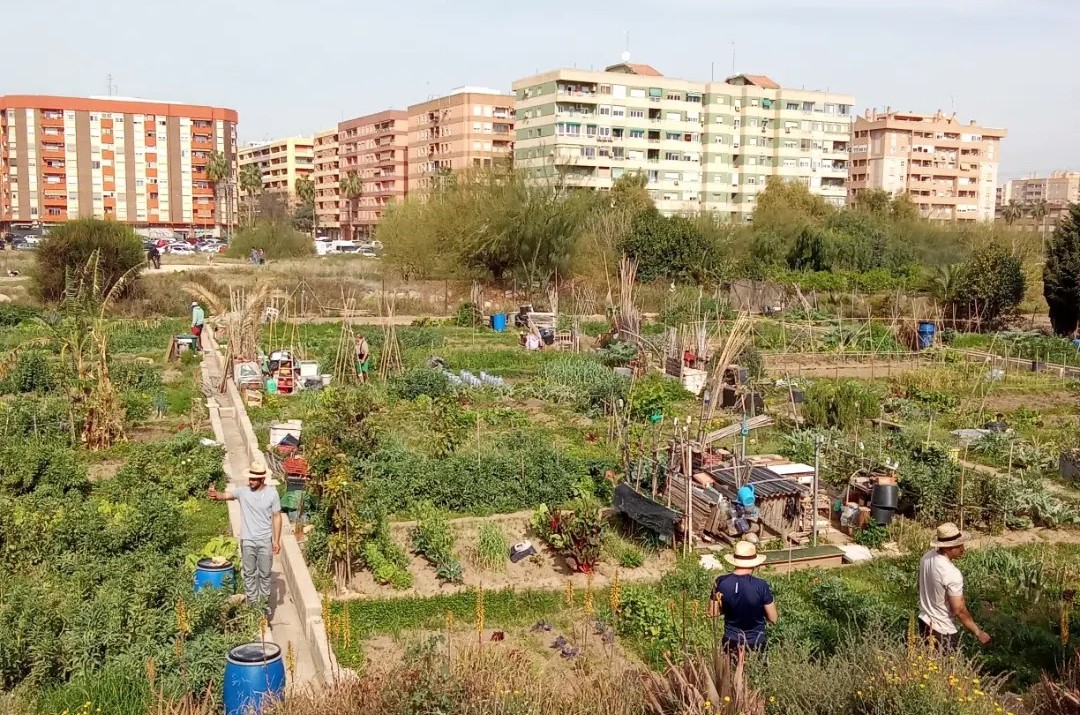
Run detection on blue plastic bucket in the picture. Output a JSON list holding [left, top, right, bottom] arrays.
[[224, 642, 285, 715], [490, 313, 507, 332], [194, 557, 234, 592], [916, 321, 936, 350], [737, 485, 756, 507]]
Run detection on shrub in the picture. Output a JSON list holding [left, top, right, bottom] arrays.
[[10, 350, 54, 394], [0, 303, 42, 327], [391, 367, 454, 400], [110, 433, 225, 499], [109, 358, 164, 392], [226, 220, 314, 260], [627, 373, 690, 420], [33, 219, 145, 302], [802, 379, 881, 430]]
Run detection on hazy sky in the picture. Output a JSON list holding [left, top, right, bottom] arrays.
[[3, 0, 1077, 179]]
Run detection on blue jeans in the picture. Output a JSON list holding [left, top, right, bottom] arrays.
[[241, 539, 273, 606]]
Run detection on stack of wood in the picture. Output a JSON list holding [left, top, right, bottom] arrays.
[[665, 474, 730, 539]]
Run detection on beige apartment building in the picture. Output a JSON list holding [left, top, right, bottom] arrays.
[[337, 110, 408, 239], [0, 94, 238, 234], [512, 62, 854, 220], [238, 136, 314, 206], [313, 127, 339, 237], [849, 109, 1006, 222], [998, 171, 1080, 232], [407, 87, 514, 193]]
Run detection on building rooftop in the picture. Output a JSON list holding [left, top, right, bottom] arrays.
[[725, 74, 781, 89], [448, 85, 512, 97], [604, 62, 663, 77]]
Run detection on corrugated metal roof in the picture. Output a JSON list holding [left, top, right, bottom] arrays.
[[705, 464, 806, 498]]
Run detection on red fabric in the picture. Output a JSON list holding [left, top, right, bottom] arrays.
[[191, 325, 202, 336]]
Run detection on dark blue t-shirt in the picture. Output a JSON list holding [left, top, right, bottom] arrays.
[[713, 573, 774, 646]]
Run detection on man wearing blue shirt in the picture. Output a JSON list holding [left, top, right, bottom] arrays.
[[708, 540, 778, 652]]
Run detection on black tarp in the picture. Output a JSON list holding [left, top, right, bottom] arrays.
[[613, 483, 680, 540]]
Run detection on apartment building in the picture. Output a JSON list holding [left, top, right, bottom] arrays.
[[337, 110, 408, 239], [512, 62, 854, 219], [238, 136, 314, 206], [407, 87, 514, 193], [313, 127, 340, 237], [0, 94, 237, 233], [849, 109, 1006, 222], [997, 171, 1080, 232]]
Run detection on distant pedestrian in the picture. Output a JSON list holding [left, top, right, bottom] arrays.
[[354, 333, 370, 383], [708, 540, 778, 653], [207, 461, 282, 619], [917, 523, 990, 650], [250, 248, 259, 266], [190, 301, 205, 351], [147, 244, 161, 269], [258, 248, 266, 266]]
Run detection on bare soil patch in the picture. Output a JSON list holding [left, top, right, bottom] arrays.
[[343, 511, 673, 599]]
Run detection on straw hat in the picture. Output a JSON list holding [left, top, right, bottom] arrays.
[[931, 522, 970, 549], [245, 461, 270, 481], [724, 540, 767, 569]]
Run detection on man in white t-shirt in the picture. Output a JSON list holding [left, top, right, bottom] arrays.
[[917, 522, 990, 649]]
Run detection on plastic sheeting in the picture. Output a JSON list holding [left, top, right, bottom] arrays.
[[613, 483, 680, 540]]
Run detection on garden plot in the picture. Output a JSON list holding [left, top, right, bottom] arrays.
[[342, 509, 674, 599], [0, 302, 260, 714]]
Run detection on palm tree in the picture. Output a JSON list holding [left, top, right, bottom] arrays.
[[294, 176, 316, 236], [206, 151, 231, 237], [1028, 199, 1048, 235], [339, 172, 363, 240], [239, 164, 263, 225], [1002, 199, 1024, 226], [929, 263, 966, 310]]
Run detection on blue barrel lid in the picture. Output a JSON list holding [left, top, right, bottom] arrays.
[[197, 557, 233, 571], [737, 485, 756, 506], [228, 642, 282, 665]]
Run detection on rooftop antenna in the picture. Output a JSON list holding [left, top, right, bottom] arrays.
[[622, 30, 630, 62], [105, 74, 116, 96], [730, 41, 736, 75]]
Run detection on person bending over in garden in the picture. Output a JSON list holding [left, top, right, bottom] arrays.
[[917, 522, 990, 650], [208, 461, 282, 619], [708, 540, 778, 653]]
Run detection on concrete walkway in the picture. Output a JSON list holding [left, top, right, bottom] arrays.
[[201, 340, 321, 686]]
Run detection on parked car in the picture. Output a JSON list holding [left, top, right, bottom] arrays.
[[167, 243, 196, 256]]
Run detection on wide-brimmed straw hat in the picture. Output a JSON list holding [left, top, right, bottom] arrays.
[[245, 461, 270, 481], [724, 540, 767, 568], [931, 522, 970, 549]]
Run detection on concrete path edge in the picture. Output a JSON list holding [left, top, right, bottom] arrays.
[[207, 332, 344, 682]]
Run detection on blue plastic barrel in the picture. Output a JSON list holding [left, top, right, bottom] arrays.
[[224, 642, 285, 715], [490, 313, 507, 332], [916, 321, 936, 350], [194, 557, 234, 592]]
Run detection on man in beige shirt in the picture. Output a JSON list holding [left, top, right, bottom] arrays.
[[917, 523, 990, 649]]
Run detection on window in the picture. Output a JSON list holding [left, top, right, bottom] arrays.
[[599, 105, 611, 116], [666, 93, 681, 101], [665, 112, 682, 122], [612, 106, 626, 118], [629, 129, 645, 139], [599, 84, 612, 95], [665, 152, 680, 161], [629, 109, 644, 118], [586, 125, 597, 137], [665, 132, 681, 141], [630, 88, 646, 99], [91, 161, 101, 170], [714, 116, 724, 124]]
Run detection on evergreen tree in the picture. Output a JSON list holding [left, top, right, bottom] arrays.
[[1043, 203, 1080, 336]]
